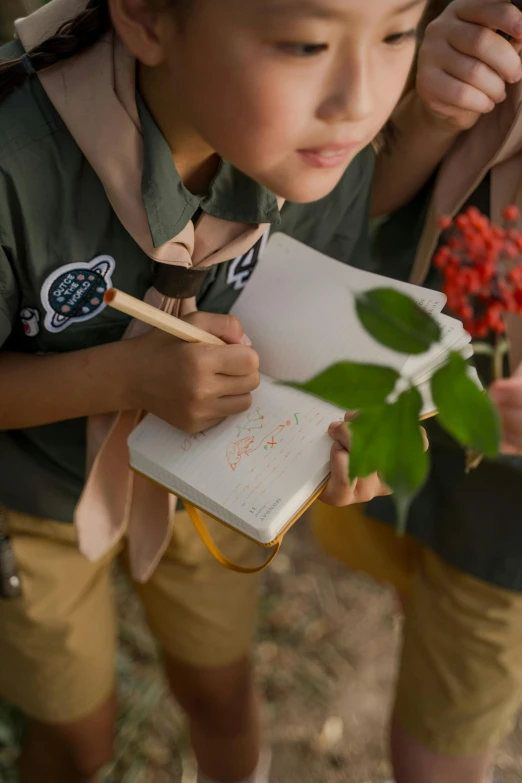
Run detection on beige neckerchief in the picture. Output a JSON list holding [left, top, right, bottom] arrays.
[[410, 79, 522, 373], [17, 0, 283, 581]]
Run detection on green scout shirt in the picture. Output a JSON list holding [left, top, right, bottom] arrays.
[[0, 39, 375, 524], [368, 174, 522, 592]]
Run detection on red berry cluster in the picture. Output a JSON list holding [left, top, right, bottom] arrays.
[[434, 205, 522, 338]]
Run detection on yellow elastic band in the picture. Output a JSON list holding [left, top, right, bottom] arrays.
[[184, 501, 282, 574]]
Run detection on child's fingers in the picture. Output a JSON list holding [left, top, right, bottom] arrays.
[[320, 440, 357, 506], [456, 0, 522, 47], [438, 46, 507, 103], [183, 312, 252, 345], [490, 374, 522, 452], [328, 419, 351, 450], [321, 447, 392, 506], [497, 407, 522, 453], [490, 379, 522, 408], [322, 416, 425, 505], [419, 66, 495, 117], [322, 418, 391, 506], [445, 21, 522, 84], [418, 0, 522, 129], [217, 370, 261, 397], [354, 474, 393, 503], [210, 344, 260, 376]]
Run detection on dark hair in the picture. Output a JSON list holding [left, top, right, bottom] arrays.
[[0, 0, 190, 102], [0, 0, 448, 122], [0, 0, 111, 102]]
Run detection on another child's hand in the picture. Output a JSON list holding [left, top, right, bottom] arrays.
[[417, 0, 522, 132], [320, 413, 392, 506], [321, 414, 429, 506], [124, 311, 260, 432], [490, 363, 522, 453]]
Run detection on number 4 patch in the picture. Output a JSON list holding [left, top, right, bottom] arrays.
[[226, 229, 270, 292]]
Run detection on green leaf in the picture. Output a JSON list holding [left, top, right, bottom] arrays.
[[431, 352, 500, 457], [349, 387, 428, 534], [355, 288, 441, 355], [285, 362, 400, 409]]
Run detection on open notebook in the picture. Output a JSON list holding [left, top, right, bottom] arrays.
[[128, 234, 479, 547]]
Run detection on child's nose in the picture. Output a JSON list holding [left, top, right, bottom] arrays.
[[318, 57, 374, 124]]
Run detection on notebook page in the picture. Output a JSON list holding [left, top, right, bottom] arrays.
[[128, 376, 343, 544], [231, 234, 447, 383]]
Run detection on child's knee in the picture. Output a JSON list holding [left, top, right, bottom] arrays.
[[166, 656, 256, 736], [23, 694, 117, 779]]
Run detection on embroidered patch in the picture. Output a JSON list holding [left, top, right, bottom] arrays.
[[41, 256, 115, 334], [226, 229, 270, 292], [20, 307, 40, 337]]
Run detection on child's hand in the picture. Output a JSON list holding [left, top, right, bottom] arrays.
[[124, 312, 260, 432], [417, 0, 522, 132], [490, 363, 522, 453], [320, 414, 429, 506], [320, 413, 392, 506]]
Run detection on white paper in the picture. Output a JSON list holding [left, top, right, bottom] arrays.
[[128, 377, 344, 543], [403, 313, 472, 383], [231, 233, 447, 383], [129, 233, 476, 542]]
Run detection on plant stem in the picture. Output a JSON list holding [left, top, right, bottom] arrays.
[[493, 335, 503, 381], [471, 341, 495, 357], [492, 337, 510, 381], [466, 336, 510, 473]]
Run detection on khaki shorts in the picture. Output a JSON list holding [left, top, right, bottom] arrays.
[[312, 502, 522, 756], [0, 508, 260, 724]]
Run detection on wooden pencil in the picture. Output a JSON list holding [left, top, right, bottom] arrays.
[[104, 288, 225, 345]]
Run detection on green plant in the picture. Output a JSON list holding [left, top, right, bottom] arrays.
[[288, 284, 500, 535]]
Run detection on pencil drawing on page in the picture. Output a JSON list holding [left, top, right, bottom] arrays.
[[226, 424, 286, 470], [225, 406, 305, 470], [235, 407, 265, 437]]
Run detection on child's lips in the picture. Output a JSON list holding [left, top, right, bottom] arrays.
[[297, 142, 359, 168]]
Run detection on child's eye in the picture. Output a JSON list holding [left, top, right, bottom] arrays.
[[276, 42, 328, 57], [384, 29, 418, 46]]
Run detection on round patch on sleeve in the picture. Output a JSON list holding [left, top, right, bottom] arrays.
[[41, 256, 116, 334]]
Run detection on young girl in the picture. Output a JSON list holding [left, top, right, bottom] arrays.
[[314, 1, 522, 782], [0, 0, 431, 781]]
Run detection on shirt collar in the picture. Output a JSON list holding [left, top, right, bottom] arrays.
[[138, 94, 280, 248]]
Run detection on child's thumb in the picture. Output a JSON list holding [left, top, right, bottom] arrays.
[[184, 312, 252, 345]]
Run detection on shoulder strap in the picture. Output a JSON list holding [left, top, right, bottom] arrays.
[[184, 502, 282, 574]]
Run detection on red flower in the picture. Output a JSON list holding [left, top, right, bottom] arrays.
[[436, 204, 522, 339]]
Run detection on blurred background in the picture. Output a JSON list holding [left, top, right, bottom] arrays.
[[0, 4, 522, 782], [0, 1, 44, 42]]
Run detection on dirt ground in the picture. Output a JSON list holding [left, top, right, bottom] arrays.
[[2, 519, 522, 782]]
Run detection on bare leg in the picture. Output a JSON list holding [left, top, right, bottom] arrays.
[[391, 712, 493, 783], [165, 655, 261, 783], [18, 691, 117, 783]]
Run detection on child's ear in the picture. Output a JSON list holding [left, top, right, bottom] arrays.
[[109, 0, 169, 66]]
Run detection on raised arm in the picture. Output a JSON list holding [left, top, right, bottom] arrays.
[[371, 0, 522, 217]]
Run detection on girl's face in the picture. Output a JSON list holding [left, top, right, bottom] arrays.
[[156, 0, 427, 202]]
